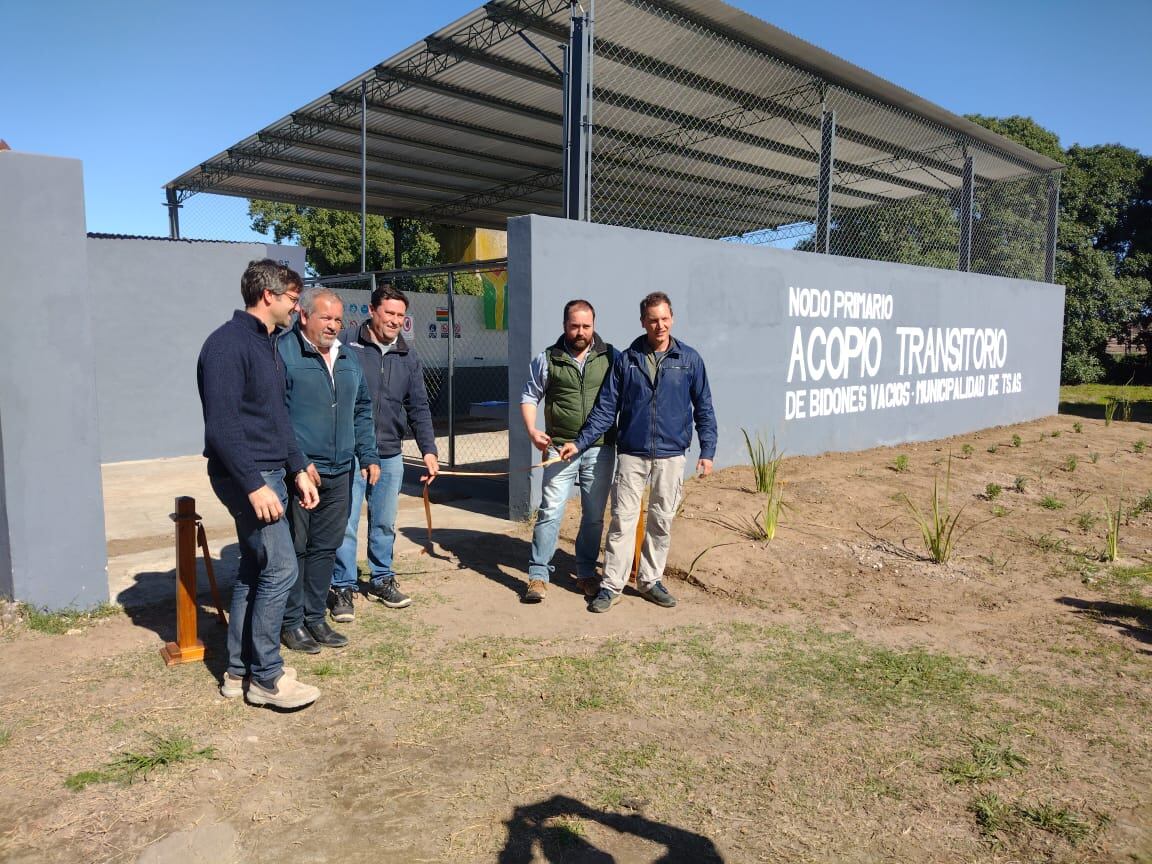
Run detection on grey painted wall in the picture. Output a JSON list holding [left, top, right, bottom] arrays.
[[0, 152, 108, 607], [508, 215, 1065, 519], [87, 237, 306, 462]]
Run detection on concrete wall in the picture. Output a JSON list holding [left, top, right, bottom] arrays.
[[0, 152, 108, 607], [87, 238, 306, 462], [507, 215, 1065, 519]]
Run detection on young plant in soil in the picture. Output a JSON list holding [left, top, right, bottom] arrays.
[[901, 456, 966, 564]]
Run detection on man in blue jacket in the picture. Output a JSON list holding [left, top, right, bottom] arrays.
[[198, 259, 320, 709], [278, 287, 380, 653], [330, 284, 439, 620], [560, 291, 717, 613]]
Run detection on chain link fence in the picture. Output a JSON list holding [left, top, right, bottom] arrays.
[[305, 264, 511, 470], [589, 0, 1056, 281]]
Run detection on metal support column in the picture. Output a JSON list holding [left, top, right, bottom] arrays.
[[360, 80, 368, 273], [815, 109, 836, 253], [446, 271, 456, 468], [957, 155, 975, 272], [165, 188, 182, 240], [562, 1, 593, 220], [1044, 172, 1060, 283]]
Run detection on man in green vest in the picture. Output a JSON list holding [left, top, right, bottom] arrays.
[[520, 300, 617, 603]]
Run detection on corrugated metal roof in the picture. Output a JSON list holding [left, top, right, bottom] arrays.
[[168, 0, 1062, 237]]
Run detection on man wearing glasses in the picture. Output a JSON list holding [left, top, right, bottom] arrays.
[[197, 259, 321, 709]]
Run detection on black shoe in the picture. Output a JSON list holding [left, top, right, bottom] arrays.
[[306, 620, 349, 648], [281, 626, 322, 654], [363, 578, 412, 608], [328, 587, 356, 623]]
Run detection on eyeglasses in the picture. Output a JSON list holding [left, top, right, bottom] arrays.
[[279, 291, 301, 305]]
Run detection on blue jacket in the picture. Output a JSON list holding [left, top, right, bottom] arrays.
[[573, 335, 717, 460], [278, 324, 379, 476], [340, 323, 438, 459], [198, 310, 307, 493]]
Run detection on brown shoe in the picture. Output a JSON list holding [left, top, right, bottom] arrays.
[[522, 579, 547, 603], [246, 672, 319, 709], [220, 666, 296, 699], [575, 577, 600, 598]]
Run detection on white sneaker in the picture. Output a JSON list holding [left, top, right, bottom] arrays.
[[221, 666, 296, 700], [246, 672, 319, 709]]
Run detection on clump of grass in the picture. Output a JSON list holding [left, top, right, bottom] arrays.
[[944, 735, 1028, 784], [987, 444, 999, 454], [984, 483, 1002, 501], [1040, 495, 1064, 511], [970, 792, 1013, 837], [66, 734, 216, 790], [1011, 434, 1022, 448], [1104, 398, 1118, 426], [1073, 422, 1083, 433], [901, 456, 966, 564], [892, 454, 910, 473], [1089, 451, 1101, 464], [0, 727, 11, 748], [1018, 801, 1093, 844], [1077, 512, 1098, 532], [742, 428, 781, 494], [1062, 455, 1078, 473], [1134, 439, 1147, 454], [992, 505, 1008, 518], [1105, 498, 1123, 562], [23, 603, 120, 635], [1013, 475, 1027, 493], [545, 816, 587, 846], [1129, 491, 1152, 519], [1051, 430, 1062, 439], [961, 444, 974, 457]]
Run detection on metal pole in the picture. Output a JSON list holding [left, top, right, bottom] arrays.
[[360, 80, 368, 273], [562, 3, 591, 220], [958, 154, 975, 272], [584, 0, 595, 221], [165, 188, 182, 240], [1044, 172, 1061, 283], [815, 109, 836, 254], [446, 271, 456, 468], [560, 42, 570, 216]]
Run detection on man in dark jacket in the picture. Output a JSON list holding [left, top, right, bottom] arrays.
[[197, 259, 320, 709], [560, 291, 717, 613], [329, 284, 439, 620], [520, 299, 616, 603], [278, 286, 380, 653]]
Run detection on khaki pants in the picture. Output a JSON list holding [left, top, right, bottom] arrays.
[[601, 454, 685, 594]]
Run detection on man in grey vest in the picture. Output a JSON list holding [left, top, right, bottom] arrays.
[[520, 299, 617, 603]]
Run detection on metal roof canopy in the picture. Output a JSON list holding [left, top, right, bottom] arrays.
[[167, 0, 1063, 238]]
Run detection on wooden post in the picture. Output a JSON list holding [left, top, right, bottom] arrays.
[[161, 496, 206, 666], [630, 493, 647, 585]]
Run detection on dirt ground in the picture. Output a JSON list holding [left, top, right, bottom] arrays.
[[2, 414, 1151, 863]]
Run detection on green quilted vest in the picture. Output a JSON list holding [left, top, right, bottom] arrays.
[[544, 334, 616, 447]]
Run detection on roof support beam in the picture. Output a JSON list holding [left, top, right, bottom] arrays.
[[815, 109, 835, 254], [957, 155, 974, 271]]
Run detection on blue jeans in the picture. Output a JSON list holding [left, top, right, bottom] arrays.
[[332, 454, 404, 588], [528, 445, 615, 582], [210, 468, 297, 690]]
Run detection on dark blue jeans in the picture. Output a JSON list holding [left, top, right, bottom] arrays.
[[211, 469, 296, 689], [285, 469, 352, 628]]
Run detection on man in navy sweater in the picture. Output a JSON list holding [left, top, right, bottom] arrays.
[[197, 259, 321, 709], [278, 287, 379, 653]]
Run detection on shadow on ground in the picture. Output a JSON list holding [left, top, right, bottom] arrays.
[[399, 525, 589, 600], [1058, 400, 1152, 423], [1057, 595, 1152, 653], [497, 794, 725, 863], [117, 543, 237, 679]]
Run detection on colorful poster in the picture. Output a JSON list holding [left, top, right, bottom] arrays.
[[481, 269, 508, 331]]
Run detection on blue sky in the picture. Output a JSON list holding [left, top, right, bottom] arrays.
[[4, 0, 1149, 241]]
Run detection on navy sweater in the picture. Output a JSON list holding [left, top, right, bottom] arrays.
[[198, 310, 307, 493]]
